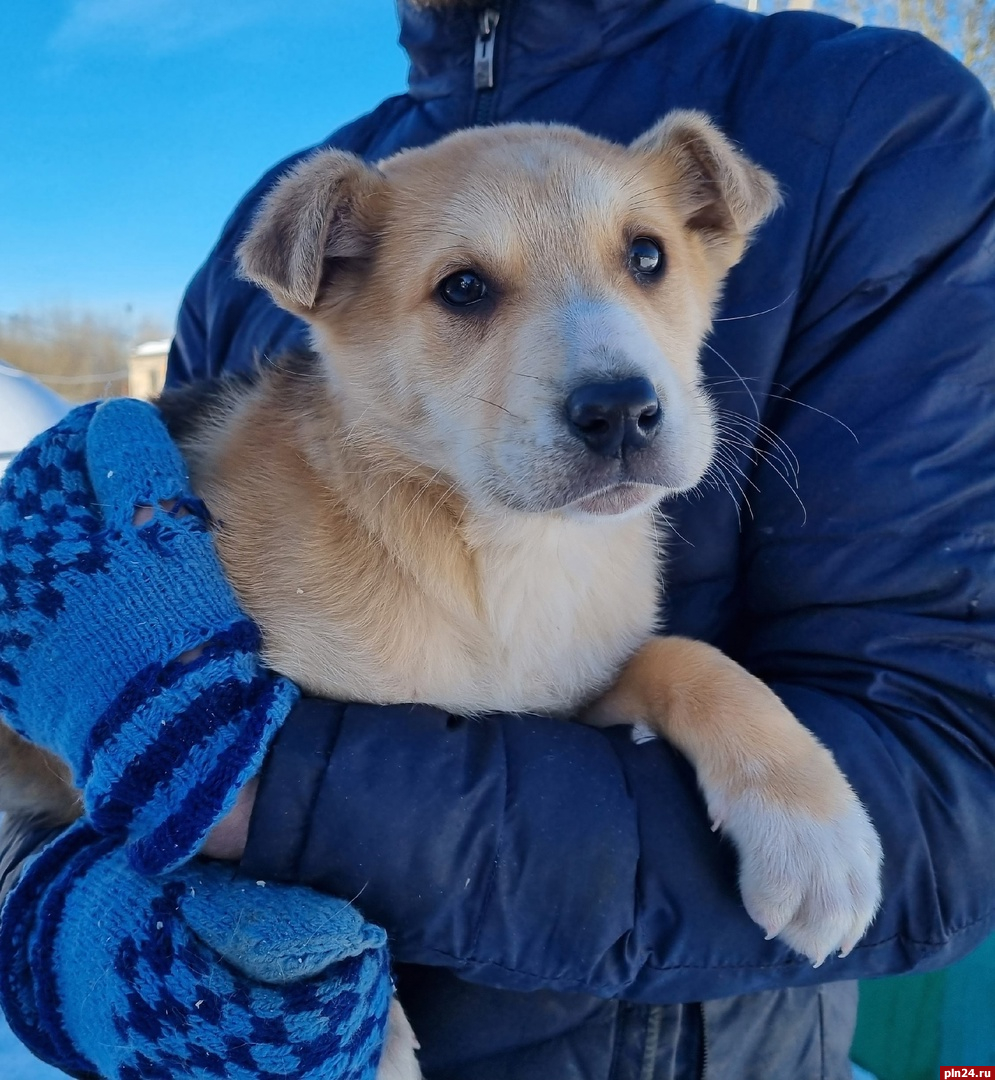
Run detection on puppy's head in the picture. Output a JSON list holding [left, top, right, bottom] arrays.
[[237, 112, 779, 518]]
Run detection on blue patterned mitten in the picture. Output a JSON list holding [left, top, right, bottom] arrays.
[[0, 821, 392, 1079], [0, 398, 298, 873]]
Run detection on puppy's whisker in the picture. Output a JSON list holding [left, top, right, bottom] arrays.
[[705, 456, 755, 525], [717, 414, 800, 483], [773, 398, 860, 442], [467, 395, 523, 421], [368, 465, 434, 515], [420, 483, 462, 538], [340, 403, 378, 448], [711, 420, 809, 525], [658, 512, 693, 549], [714, 414, 787, 453], [712, 291, 796, 322], [702, 341, 760, 419], [714, 445, 762, 495], [714, 426, 798, 492], [704, 375, 857, 444], [716, 411, 800, 472], [396, 468, 449, 530]]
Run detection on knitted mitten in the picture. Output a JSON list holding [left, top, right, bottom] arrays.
[[0, 821, 392, 1080], [0, 398, 298, 872]]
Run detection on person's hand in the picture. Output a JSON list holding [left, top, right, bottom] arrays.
[[201, 774, 258, 860], [0, 399, 298, 873], [0, 820, 392, 1079]]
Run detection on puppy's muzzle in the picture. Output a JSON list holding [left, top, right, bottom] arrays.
[[565, 377, 662, 458]]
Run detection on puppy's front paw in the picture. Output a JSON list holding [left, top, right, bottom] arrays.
[[376, 998, 423, 1080], [713, 786, 882, 966]]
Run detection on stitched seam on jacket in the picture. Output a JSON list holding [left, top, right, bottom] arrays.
[[468, 725, 510, 956], [295, 706, 342, 881], [432, 902, 995, 995], [607, 1001, 626, 1080]]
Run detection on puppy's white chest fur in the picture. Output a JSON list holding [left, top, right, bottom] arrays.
[[445, 510, 660, 713], [266, 505, 661, 717]]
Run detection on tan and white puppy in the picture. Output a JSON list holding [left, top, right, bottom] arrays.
[[0, 114, 881, 1079]]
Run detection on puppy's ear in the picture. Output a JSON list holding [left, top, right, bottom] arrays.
[[236, 149, 386, 314], [631, 111, 781, 270]]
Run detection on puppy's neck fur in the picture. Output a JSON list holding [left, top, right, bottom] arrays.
[[180, 360, 659, 715]]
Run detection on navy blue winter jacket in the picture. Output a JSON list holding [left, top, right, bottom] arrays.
[[164, 1, 995, 1076]]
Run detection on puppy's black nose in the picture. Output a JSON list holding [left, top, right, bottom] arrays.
[[566, 378, 662, 457]]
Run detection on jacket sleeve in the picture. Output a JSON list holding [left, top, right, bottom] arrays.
[[237, 40, 995, 1004], [734, 34, 995, 975]]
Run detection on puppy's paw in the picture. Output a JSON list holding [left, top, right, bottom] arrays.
[[0, 723, 81, 824], [375, 998, 423, 1080], [711, 786, 882, 966]]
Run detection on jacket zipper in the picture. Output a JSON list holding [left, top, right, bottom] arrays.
[[472, 6, 502, 124], [639, 1006, 664, 1080], [698, 1002, 710, 1080]]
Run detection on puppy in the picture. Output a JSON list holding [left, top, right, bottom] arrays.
[[0, 113, 882, 1078]]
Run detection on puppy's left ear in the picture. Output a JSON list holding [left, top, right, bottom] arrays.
[[631, 111, 781, 271], [236, 149, 387, 315]]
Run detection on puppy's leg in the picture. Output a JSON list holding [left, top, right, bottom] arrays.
[[375, 997, 423, 1080], [585, 636, 882, 966], [0, 722, 81, 825]]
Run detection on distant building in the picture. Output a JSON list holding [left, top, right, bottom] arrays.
[[128, 338, 171, 400]]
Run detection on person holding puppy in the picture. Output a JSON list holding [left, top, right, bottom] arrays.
[[2, 1, 995, 1078]]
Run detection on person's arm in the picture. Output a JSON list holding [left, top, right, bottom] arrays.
[[0, 404, 392, 1077], [0, 400, 298, 874], [731, 28, 995, 983], [232, 36, 995, 1003], [0, 818, 391, 1080]]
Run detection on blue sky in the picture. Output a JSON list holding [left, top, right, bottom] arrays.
[[0, 1, 408, 330]]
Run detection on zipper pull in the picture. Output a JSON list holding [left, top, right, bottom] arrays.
[[473, 9, 501, 90]]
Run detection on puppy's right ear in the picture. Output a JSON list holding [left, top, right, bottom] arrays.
[[236, 149, 386, 315], [630, 112, 780, 274]]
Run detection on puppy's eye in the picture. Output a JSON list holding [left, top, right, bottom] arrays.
[[438, 271, 488, 307], [628, 237, 665, 278]]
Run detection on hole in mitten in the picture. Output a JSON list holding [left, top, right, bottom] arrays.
[[176, 643, 205, 665], [132, 498, 206, 666], [149, 641, 207, 678], [132, 497, 191, 527]]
